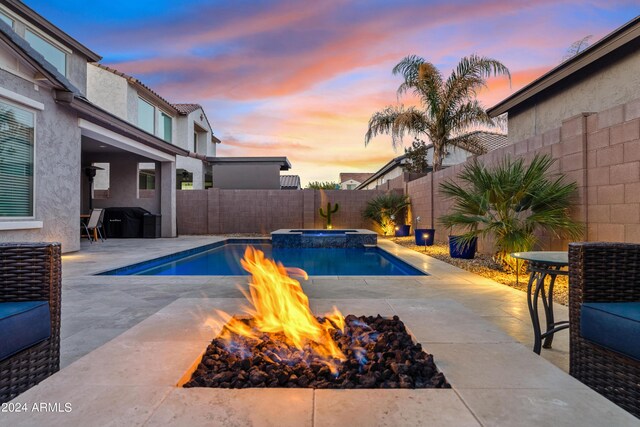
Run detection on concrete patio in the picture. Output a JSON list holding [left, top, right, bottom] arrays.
[[58, 237, 570, 371], [4, 236, 636, 425]]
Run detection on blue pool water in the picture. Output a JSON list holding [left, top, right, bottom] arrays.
[[101, 241, 425, 276]]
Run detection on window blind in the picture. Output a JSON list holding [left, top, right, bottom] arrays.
[[0, 101, 34, 217]]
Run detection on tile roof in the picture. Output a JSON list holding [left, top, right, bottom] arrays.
[[452, 131, 508, 153], [94, 63, 176, 112], [172, 103, 203, 115], [339, 172, 374, 184], [280, 175, 301, 189]]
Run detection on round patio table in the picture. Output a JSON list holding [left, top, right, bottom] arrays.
[[511, 251, 569, 354]]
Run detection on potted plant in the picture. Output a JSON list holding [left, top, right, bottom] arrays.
[[447, 235, 477, 259], [363, 193, 411, 236], [439, 154, 583, 268], [414, 216, 435, 246], [392, 214, 411, 237]]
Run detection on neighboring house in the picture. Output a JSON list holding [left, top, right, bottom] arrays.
[[488, 16, 640, 141], [208, 157, 292, 189], [280, 175, 301, 190], [357, 131, 507, 190], [0, 0, 186, 251], [86, 64, 221, 190], [339, 172, 372, 190]]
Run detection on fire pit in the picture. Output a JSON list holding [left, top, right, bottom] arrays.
[[183, 247, 449, 389]]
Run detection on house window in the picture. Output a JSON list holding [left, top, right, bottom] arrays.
[[158, 112, 172, 143], [138, 163, 155, 198], [92, 162, 110, 199], [0, 11, 13, 27], [24, 29, 66, 76], [0, 100, 35, 217], [138, 98, 155, 134], [193, 131, 198, 152], [139, 164, 155, 189]]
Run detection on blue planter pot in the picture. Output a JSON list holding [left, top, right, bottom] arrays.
[[449, 235, 477, 259], [395, 224, 411, 237], [415, 228, 435, 246]]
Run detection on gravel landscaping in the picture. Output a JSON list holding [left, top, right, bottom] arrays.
[[389, 237, 569, 306]]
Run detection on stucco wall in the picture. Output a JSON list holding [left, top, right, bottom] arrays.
[[175, 108, 214, 155], [508, 43, 640, 141], [82, 151, 162, 214], [212, 163, 282, 189], [86, 64, 129, 119], [66, 51, 88, 96], [0, 69, 82, 252], [176, 156, 204, 189], [176, 189, 386, 234]]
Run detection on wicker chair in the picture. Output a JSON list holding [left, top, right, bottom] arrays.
[[0, 243, 61, 403], [568, 242, 640, 418]]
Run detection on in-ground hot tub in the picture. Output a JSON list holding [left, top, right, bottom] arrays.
[[271, 228, 377, 248]]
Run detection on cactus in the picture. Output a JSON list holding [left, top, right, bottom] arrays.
[[319, 202, 339, 229]]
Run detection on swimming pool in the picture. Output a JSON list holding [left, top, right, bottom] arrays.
[[100, 240, 426, 276]]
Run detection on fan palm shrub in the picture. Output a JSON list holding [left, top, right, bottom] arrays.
[[439, 154, 583, 271], [365, 54, 510, 228], [363, 193, 411, 235]]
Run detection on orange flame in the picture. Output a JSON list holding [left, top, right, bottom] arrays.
[[212, 246, 346, 370]]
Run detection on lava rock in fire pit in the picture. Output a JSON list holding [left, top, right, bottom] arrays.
[[183, 315, 450, 389]]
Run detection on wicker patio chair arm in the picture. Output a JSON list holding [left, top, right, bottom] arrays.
[[0, 243, 62, 308], [569, 242, 640, 305]]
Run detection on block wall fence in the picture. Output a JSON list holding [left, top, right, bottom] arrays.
[[177, 98, 640, 252], [176, 189, 388, 234], [407, 98, 640, 253]]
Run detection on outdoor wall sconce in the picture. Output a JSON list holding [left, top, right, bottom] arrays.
[[84, 165, 104, 211]]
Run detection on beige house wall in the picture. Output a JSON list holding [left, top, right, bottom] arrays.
[[508, 47, 640, 141], [212, 163, 282, 190]]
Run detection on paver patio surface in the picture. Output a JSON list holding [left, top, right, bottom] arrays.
[[58, 236, 570, 371]]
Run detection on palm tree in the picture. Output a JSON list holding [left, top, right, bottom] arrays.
[[365, 54, 511, 171], [439, 154, 583, 271], [365, 54, 510, 229]]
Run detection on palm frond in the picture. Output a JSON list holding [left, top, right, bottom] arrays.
[[448, 100, 494, 140], [364, 106, 428, 148], [438, 153, 583, 271]]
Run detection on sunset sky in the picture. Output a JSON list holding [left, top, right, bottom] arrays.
[[25, 0, 640, 185]]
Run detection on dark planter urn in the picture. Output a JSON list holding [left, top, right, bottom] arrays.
[[395, 224, 411, 237], [449, 235, 477, 259], [415, 228, 435, 246]]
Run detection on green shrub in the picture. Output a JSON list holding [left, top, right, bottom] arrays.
[[363, 193, 411, 235], [439, 154, 583, 271]]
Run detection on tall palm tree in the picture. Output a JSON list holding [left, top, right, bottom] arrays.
[[365, 54, 511, 171], [365, 54, 511, 229]]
